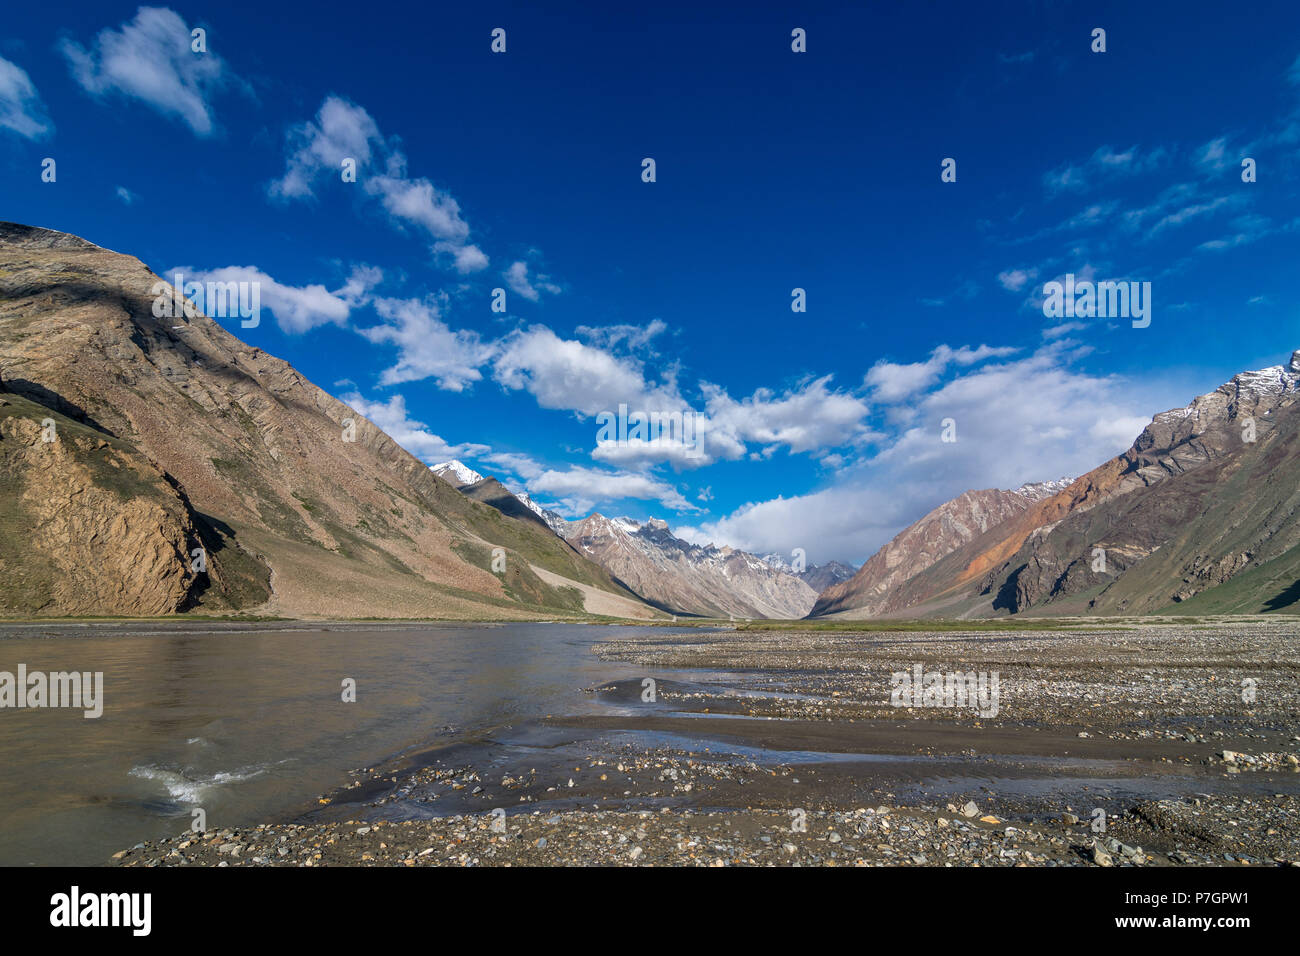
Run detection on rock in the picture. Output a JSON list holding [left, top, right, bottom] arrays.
[[961, 801, 979, 818], [1061, 812, 1080, 826], [1090, 844, 1114, 867]]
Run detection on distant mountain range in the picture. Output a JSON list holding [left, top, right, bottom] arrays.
[[433, 461, 569, 536], [760, 553, 858, 593], [557, 513, 823, 619], [433, 459, 844, 618], [813, 352, 1300, 618]]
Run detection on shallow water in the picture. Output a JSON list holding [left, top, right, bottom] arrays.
[[4, 621, 1292, 866], [0, 621, 676, 866]]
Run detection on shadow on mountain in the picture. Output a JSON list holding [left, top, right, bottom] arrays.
[[0, 378, 115, 436], [990, 564, 1026, 613], [1262, 578, 1300, 612]]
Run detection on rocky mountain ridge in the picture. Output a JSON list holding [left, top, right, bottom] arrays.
[[812, 351, 1300, 618], [0, 223, 649, 619]]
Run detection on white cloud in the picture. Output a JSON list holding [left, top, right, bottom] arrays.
[[702, 376, 875, 455], [358, 296, 494, 390], [482, 451, 546, 481], [1197, 213, 1280, 252], [575, 319, 667, 352], [1043, 145, 1165, 196], [493, 325, 674, 415], [61, 6, 245, 136], [340, 391, 488, 463], [0, 56, 52, 139], [865, 344, 1019, 402], [527, 465, 696, 514], [504, 260, 560, 301], [270, 96, 379, 201], [269, 95, 490, 273], [369, 166, 470, 242], [689, 342, 1195, 564], [176, 263, 379, 334], [1195, 136, 1230, 173], [997, 267, 1037, 292], [114, 185, 139, 205], [434, 240, 489, 274], [676, 485, 906, 567], [495, 327, 878, 468]]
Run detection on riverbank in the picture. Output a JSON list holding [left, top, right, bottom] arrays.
[[108, 793, 1300, 867], [111, 620, 1300, 866]]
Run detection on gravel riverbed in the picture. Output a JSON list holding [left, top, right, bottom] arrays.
[[113, 620, 1300, 867]]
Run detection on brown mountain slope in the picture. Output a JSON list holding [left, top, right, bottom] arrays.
[[0, 222, 647, 619], [809, 487, 1039, 617], [979, 379, 1300, 615], [814, 351, 1300, 618]]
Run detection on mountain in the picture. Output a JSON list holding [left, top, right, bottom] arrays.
[[559, 515, 818, 618], [0, 223, 653, 620], [457, 475, 570, 540], [431, 460, 484, 487], [761, 554, 858, 593], [810, 485, 1061, 617], [429, 467, 815, 617], [974, 352, 1300, 616], [435, 459, 569, 536], [515, 491, 568, 537], [812, 352, 1300, 618]]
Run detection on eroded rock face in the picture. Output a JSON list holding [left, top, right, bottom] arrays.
[[974, 357, 1300, 614], [0, 400, 198, 616]]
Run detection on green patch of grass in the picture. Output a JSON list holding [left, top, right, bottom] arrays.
[[726, 616, 1129, 632]]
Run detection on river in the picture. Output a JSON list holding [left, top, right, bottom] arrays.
[[0, 621, 669, 866]]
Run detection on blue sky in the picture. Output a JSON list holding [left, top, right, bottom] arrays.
[[3, 0, 1299, 565]]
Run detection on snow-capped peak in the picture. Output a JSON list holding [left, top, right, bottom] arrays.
[[516, 490, 545, 517], [431, 459, 485, 487], [1014, 477, 1074, 501]]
